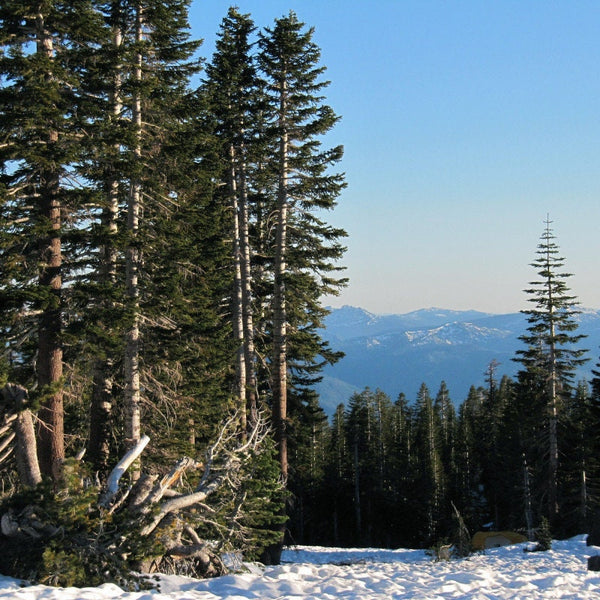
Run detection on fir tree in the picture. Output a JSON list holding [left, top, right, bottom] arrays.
[[413, 383, 445, 544], [203, 7, 261, 430], [257, 11, 347, 482], [0, 0, 104, 480], [513, 217, 589, 521]]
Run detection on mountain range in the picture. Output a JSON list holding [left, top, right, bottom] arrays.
[[315, 306, 600, 415]]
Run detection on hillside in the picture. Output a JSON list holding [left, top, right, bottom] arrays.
[[316, 306, 600, 414]]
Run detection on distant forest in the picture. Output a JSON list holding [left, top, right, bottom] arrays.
[[289, 220, 600, 549], [1, 0, 599, 587]]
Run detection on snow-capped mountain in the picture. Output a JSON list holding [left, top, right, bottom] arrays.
[[316, 306, 600, 415]]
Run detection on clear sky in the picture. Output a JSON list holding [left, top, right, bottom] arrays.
[[189, 1, 600, 315]]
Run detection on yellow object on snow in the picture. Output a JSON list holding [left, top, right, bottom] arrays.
[[472, 531, 527, 550]]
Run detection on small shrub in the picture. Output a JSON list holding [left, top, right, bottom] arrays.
[[534, 517, 552, 552]]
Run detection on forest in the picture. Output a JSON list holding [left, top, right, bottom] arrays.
[[1, 0, 600, 588]]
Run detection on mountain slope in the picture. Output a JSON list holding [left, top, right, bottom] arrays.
[[316, 306, 600, 413]]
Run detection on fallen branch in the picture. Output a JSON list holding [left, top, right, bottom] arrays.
[[0, 432, 16, 456], [142, 456, 200, 510], [140, 475, 224, 537], [0, 413, 18, 436], [100, 435, 150, 507]]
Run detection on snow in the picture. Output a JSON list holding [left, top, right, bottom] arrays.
[[2, 536, 600, 600]]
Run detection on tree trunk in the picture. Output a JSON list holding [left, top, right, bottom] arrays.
[[237, 152, 258, 426], [89, 20, 122, 477], [2, 385, 42, 487], [124, 2, 143, 462], [88, 363, 114, 476], [35, 14, 63, 481], [272, 80, 289, 482], [229, 144, 247, 432], [547, 253, 558, 521]]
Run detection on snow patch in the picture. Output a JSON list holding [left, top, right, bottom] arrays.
[[2, 537, 600, 599]]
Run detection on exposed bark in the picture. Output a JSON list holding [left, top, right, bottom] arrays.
[[2, 384, 42, 487], [139, 456, 200, 510], [88, 18, 123, 477], [15, 410, 43, 488], [272, 78, 289, 483], [88, 364, 114, 477], [35, 13, 64, 482], [229, 144, 247, 430], [100, 435, 150, 507], [123, 3, 143, 476], [238, 157, 258, 426]]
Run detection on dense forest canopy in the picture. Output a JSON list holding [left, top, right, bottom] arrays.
[[1, 1, 600, 587]]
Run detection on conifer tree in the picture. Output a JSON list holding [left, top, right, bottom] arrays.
[[0, 0, 103, 480], [434, 380, 456, 470], [325, 403, 352, 545], [514, 217, 588, 521], [559, 381, 595, 534], [203, 8, 261, 429], [257, 11, 347, 482], [454, 395, 483, 528], [413, 382, 445, 544], [388, 392, 417, 544]]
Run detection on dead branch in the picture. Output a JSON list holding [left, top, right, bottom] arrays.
[[0, 432, 16, 455], [128, 473, 158, 512], [139, 476, 223, 537], [138, 411, 270, 538], [100, 435, 150, 507], [0, 413, 18, 436], [144, 456, 199, 509], [0, 445, 14, 465]]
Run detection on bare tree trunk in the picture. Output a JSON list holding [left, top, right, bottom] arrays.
[[523, 452, 534, 541], [2, 385, 42, 487], [89, 363, 114, 475], [89, 21, 123, 476], [35, 14, 63, 481], [124, 2, 143, 465], [547, 251, 558, 521], [272, 81, 289, 482], [239, 160, 258, 426], [229, 145, 247, 432]]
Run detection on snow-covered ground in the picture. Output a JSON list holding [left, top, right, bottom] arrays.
[[1, 536, 600, 600]]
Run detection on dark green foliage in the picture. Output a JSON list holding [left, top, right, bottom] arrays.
[[237, 443, 288, 561], [534, 517, 552, 552], [512, 219, 589, 525], [2, 1, 336, 583], [0, 462, 142, 588]]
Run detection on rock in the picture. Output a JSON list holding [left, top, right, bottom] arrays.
[[587, 555, 600, 571]]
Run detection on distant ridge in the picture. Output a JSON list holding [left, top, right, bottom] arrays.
[[316, 306, 600, 415]]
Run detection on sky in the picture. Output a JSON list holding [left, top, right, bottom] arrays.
[[188, 1, 600, 315]]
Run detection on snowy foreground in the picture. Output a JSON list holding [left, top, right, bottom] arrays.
[[2, 536, 600, 600]]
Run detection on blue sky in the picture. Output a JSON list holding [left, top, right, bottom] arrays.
[[189, 1, 600, 314]]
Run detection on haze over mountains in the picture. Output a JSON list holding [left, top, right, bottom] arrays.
[[316, 306, 600, 415]]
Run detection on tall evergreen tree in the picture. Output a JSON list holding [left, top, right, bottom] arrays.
[[203, 8, 261, 430], [413, 382, 445, 544], [513, 217, 588, 521], [0, 0, 103, 481], [257, 12, 347, 482]]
